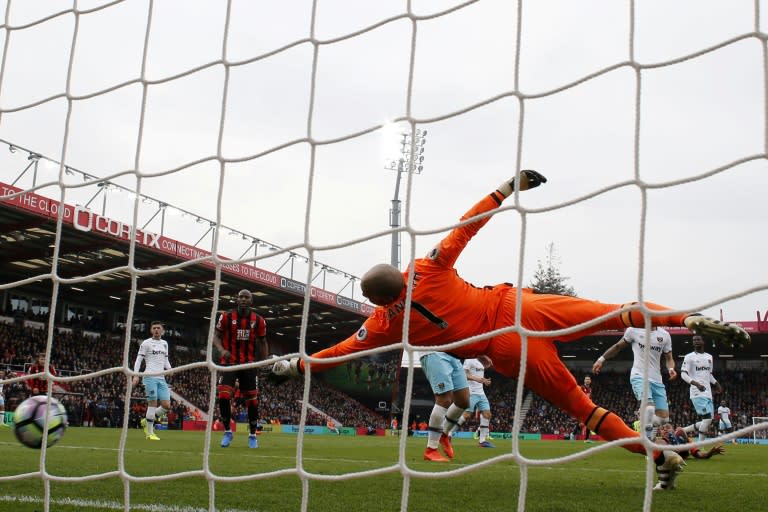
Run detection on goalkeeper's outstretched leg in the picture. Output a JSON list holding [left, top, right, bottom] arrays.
[[501, 348, 686, 488], [682, 314, 750, 348]]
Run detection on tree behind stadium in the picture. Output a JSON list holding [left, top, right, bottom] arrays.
[[529, 242, 577, 296]]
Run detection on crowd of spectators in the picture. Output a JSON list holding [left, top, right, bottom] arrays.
[[0, 321, 387, 429], [258, 377, 388, 428], [2, 320, 766, 437]]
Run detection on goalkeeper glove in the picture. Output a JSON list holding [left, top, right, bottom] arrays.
[[271, 357, 301, 378], [497, 169, 547, 197]]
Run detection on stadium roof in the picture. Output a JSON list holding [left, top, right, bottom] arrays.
[[0, 178, 372, 349]]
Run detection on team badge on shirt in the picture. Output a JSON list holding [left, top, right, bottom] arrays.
[[356, 327, 368, 341], [427, 247, 439, 260]]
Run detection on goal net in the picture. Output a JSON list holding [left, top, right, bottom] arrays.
[[0, 1, 765, 511], [752, 417, 768, 445]]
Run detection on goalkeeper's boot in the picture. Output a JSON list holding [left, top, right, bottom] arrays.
[[423, 447, 449, 462], [146, 433, 160, 441], [439, 433, 455, 459], [478, 440, 496, 448], [654, 450, 685, 490], [248, 434, 259, 449], [684, 314, 751, 349], [220, 431, 234, 448], [140, 418, 149, 437]]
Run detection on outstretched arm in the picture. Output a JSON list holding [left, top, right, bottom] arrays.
[[433, 170, 547, 269], [272, 317, 397, 377], [272, 172, 547, 380], [496, 170, 548, 196], [693, 445, 725, 459], [592, 338, 629, 374]]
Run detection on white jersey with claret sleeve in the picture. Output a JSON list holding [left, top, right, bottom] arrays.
[[681, 351, 716, 399], [464, 358, 486, 395], [623, 327, 671, 384], [717, 405, 731, 423], [136, 337, 171, 375]]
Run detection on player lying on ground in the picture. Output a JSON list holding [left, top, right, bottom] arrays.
[[659, 423, 726, 460], [272, 170, 750, 490], [653, 422, 726, 491]]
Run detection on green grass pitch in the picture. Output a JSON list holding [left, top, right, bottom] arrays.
[[0, 426, 765, 511]]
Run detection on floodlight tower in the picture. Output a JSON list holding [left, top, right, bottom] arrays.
[[384, 128, 427, 269]]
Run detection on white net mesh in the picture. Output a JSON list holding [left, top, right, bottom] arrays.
[[0, 1, 767, 511], [752, 417, 768, 442]]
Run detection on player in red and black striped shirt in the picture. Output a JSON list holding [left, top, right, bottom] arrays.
[[27, 352, 57, 396], [579, 375, 593, 442], [213, 289, 269, 448]]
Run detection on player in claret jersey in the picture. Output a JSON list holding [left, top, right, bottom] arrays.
[[272, 171, 750, 490], [653, 423, 725, 491], [213, 289, 269, 449]]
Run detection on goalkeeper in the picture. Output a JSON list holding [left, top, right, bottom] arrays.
[[273, 170, 749, 488]]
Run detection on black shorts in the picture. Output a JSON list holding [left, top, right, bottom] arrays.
[[217, 367, 258, 393]]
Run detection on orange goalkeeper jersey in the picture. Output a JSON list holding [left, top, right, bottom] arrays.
[[303, 191, 512, 373]]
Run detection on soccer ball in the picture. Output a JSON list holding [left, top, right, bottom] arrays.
[[12, 395, 68, 449]]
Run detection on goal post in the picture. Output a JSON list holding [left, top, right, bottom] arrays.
[[751, 417, 768, 445]]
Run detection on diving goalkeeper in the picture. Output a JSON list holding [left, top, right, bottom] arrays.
[[272, 170, 750, 490]]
